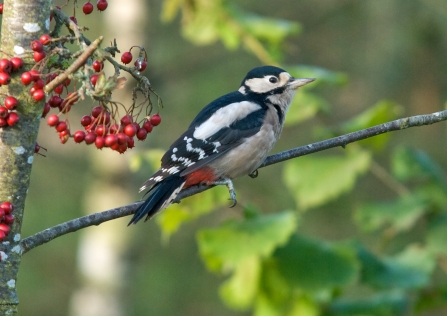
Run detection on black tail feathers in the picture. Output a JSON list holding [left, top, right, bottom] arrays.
[[128, 174, 186, 225]]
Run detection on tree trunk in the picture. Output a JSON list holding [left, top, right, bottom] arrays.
[[0, 0, 50, 314]]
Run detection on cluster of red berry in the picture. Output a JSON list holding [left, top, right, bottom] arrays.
[[82, 0, 108, 15], [46, 107, 161, 153], [0, 201, 14, 241], [0, 57, 23, 127]]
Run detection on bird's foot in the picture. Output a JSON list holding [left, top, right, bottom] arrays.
[[249, 169, 258, 178], [213, 178, 237, 207]]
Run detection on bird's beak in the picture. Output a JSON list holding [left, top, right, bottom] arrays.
[[287, 78, 315, 90]]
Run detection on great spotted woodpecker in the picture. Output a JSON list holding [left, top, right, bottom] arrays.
[[128, 66, 314, 224]]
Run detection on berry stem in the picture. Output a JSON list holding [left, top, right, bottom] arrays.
[[44, 36, 103, 93]]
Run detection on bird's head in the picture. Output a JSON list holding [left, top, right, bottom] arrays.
[[239, 65, 315, 111], [239, 66, 315, 94]]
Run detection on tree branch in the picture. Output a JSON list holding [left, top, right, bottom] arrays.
[[20, 109, 447, 253]]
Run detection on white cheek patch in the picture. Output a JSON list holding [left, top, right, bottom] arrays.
[[193, 101, 261, 140], [245, 72, 292, 94]]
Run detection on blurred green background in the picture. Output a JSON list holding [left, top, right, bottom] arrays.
[[14, 0, 447, 315]]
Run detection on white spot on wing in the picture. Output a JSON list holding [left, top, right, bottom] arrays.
[[186, 142, 207, 160], [172, 148, 178, 153], [23, 23, 41, 33], [194, 101, 261, 140]]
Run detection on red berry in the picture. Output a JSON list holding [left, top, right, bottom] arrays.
[[136, 128, 147, 140], [95, 124, 108, 136], [32, 89, 45, 101], [0, 72, 11, 85], [10, 57, 23, 71], [0, 223, 10, 235], [0, 59, 12, 73], [56, 121, 68, 132], [60, 133, 69, 144], [0, 230, 6, 241], [143, 120, 153, 133], [83, 2, 94, 14], [0, 117, 7, 127], [105, 134, 118, 147], [97, 0, 108, 11], [84, 132, 97, 144], [47, 114, 59, 126], [54, 84, 64, 95], [73, 130, 86, 143], [109, 124, 122, 134], [0, 106, 8, 118], [120, 114, 133, 125], [127, 137, 135, 148], [64, 78, 71, 87], [116, 132, 128, 145], [90, 74, 99, 86], [80, 115, 92, 127], [121, 51, 133, 64], [69, 16, 78, 24], [0, 208, 4, 219], [150, 114, 161, 126], [92, 60, 103, 72], [6, 112, 19, 126], [48, 95, 62, 108], [4, 214, 14, 225], [91, 106, 103, 118], [0, 201, 14, 214], [5, 96, 18, 110], [134, 59, 147, 71], [33, 50, 46, 62], [30, 40, 43, 52], [0, 4, 3, 15], [95, 135, 105, 149], [42, 102, 51, 118], [21, 72, 33, 85], [33, 78, 45, 90], [124, 124, 137, 137], [39, 34, 51, 45], [29, 70, 40, 81]]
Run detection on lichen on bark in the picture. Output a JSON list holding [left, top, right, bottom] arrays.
[[0, 0, 51, 314]]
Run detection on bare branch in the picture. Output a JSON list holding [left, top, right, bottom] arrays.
[[20, 109, 447, 253]]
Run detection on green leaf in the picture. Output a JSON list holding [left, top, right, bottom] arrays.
[[237, 13, 301, 43], [219, 256, 260, 310], [287, 65, 348, 86], [197, 211, 297, 271], [340, 100, 403, 151], [284, 91, 330, 126], [329, 291, 408, 316], [283, 150, 371, 210], [273, 235, 359, 292], [354, 194, 427, 232], [391, 146, 447, 187], [426, 215, 447, 255], [357, 245, 434, 289]]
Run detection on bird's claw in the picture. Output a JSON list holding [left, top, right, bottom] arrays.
[[249, 169, 258, 178]]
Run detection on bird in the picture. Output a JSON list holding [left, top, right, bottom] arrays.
[[128, 65, 315, 225]]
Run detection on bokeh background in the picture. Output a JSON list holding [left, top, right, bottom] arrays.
[[15, 0, 447, 315]]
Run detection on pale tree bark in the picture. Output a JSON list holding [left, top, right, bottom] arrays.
[[68, 2, 146, 315], [0, 0, 50, 314]]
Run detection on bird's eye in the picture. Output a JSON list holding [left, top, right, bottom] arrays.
[[269, 77, 278, 83]]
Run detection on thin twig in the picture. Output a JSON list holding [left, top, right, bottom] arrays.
[[20, 109, 447, 254], [44, 36, 103, 93]]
